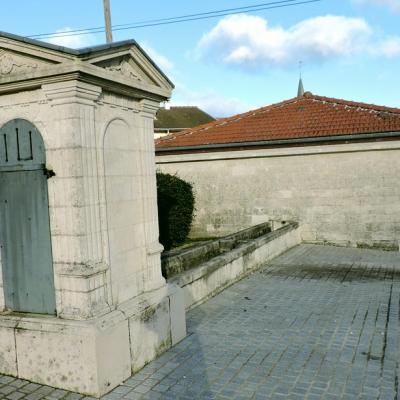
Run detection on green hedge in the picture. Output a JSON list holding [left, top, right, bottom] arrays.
[[156, 172, 195, 250]]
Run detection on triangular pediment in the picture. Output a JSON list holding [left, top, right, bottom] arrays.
[[0, 32, 173, 99], [0, 49, 59, 76], [94, 56, 147, 83], [87, 44, 174, 92], [0, 32, 77, 78]]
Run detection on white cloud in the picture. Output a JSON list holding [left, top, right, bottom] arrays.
[[375, 37, 400, 57], [355, 0, 400, 12], [45, 28, 94, 49], [140, 43, 174, 73], [171, 84, 253, 117], [196, 14, 372, 68]]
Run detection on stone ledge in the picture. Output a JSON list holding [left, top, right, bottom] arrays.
[[169, 222, 300, 310], [161, 221, 272, 278]]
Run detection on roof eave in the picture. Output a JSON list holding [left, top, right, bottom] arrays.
[[0, 31, 174, 90], [0, 31, 140, 56], [155, 130, 400, 154]]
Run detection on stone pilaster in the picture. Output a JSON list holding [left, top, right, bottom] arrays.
[[42, 80, 111, 319], [139, 99, 165, 291]]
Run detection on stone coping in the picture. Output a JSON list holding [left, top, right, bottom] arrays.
[[161, 221, 272, 278], [168, 222, 300, 309], [170, 222, 297, 286]]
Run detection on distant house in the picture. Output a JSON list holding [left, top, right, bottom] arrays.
[[154, 106, 215, 138], [155, 89, 400, 250]]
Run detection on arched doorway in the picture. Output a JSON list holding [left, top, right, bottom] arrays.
[[0, 119, 56, 314]]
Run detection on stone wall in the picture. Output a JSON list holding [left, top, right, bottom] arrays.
[[161, 222, 271, 278], [0, 33, 186, 396], [0, 82, 186, 397], [169, 222, 301, 310], [156, 140, 400, 250]]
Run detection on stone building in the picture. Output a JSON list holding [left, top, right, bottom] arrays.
[[0, 32, 185, 397], [156, 90, 400, 250]]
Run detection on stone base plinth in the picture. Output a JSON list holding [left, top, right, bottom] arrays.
[[0, 284, 186, 397]]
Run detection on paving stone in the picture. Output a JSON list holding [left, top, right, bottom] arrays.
[[121, 392, 143, 400], [9, 380, 29, 389], [20, 383, 42, 394], [34, 387, 54, 396], [25, 392, 51, 400], [109, 386, 131, 395], [0, 385, 17, 395], [100, 392, 123, 400], [0, 376, 16, 384], [44, 389, 68, 399], [1, 245, 400, 399], [6, 392, 26, 400]]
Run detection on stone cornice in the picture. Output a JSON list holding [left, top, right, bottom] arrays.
[[0, 62, 170, 101], [42, 80, 102, 105], [140, 98, 160, 119]]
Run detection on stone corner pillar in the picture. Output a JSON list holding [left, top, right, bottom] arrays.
[[139, 98, 166, 292], [41, 79, 112, 321]]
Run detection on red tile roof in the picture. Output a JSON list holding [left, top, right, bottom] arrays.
[[155, 92, 400, 150]]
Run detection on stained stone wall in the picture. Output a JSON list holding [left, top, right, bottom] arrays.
[[0, 33, 186, 397], [0, 83, 166, 318], [156, 140, 400, 250]]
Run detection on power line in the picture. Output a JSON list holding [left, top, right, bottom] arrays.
[[29, 0, 322, 40], [30, 0, 306, 38]]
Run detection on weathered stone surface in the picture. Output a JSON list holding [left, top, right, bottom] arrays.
[[0, 33, 186, 397], [14, 314, 130, 395], [157, 141, 400, 249], [170, 222, 301, 309], [162, 222, 272, 278], [0, 325, 17, 376], [168, 284, 186, 346]]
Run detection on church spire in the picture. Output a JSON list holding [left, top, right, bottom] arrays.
[[297, 60, 304, 97], [297, 77, 304, 97]]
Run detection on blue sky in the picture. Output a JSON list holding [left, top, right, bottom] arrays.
[[2, 0, 400, 117]]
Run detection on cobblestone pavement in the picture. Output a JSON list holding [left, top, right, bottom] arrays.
[[2, 244, 400, 400]]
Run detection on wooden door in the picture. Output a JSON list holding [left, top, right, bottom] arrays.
[[0, 119, 56, 314]]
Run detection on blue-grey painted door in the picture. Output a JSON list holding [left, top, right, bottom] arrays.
[[0, 119, 56, 314]]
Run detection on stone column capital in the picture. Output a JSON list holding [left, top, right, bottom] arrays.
[[42, 80, 102, 105], [139, 98, 160, 119]]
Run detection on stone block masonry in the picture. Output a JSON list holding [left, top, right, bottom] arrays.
[[157, 140, 400, 250], [169, 222, 301, 310], [0, 33, 185, 397]]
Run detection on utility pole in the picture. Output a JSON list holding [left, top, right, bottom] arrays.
[[103, 0, 113, 43]]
